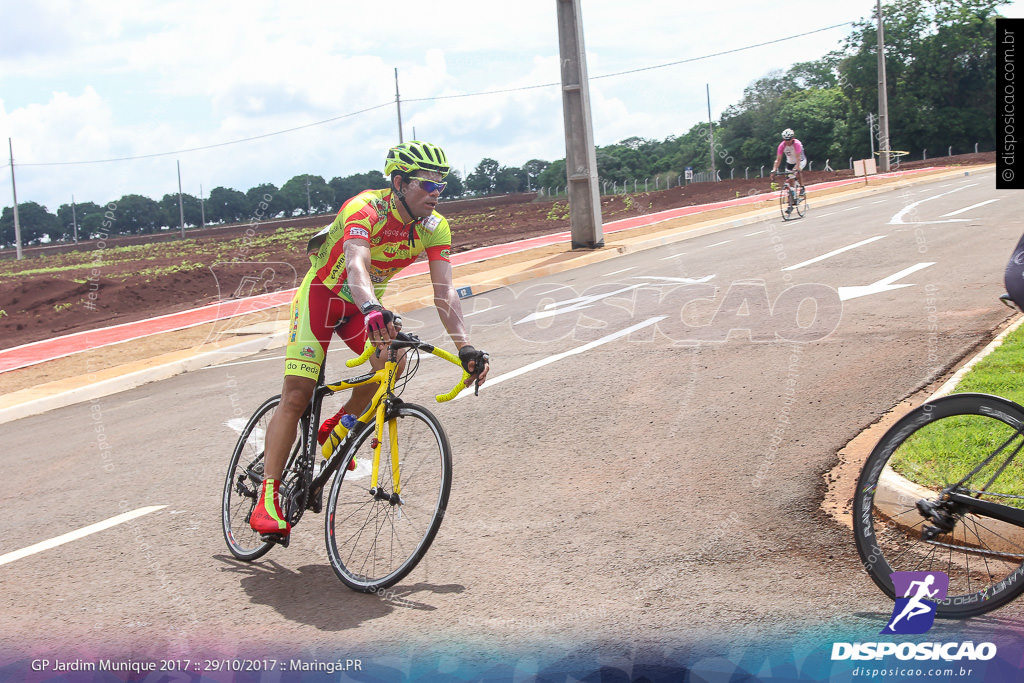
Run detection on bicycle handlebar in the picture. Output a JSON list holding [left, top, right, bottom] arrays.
[[344, 332, 478, 402]]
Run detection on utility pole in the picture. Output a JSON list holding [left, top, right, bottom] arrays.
[[556, 0, 603, 249], [706, 84, 716, 181], [395, 68, 404, 143], [305, 177, 312, 214], [177, 160, 185, 238], [72, 194, 79, 244], [876, 0, 891, 172], [8, 138, 22, 260], [200, 184, 205, 229]]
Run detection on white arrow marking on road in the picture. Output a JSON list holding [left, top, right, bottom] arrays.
[[940, 199, 1000, 218], [889, 185, 975, 224], [838, 263, 935, 301], [515, 275, 715, 325]]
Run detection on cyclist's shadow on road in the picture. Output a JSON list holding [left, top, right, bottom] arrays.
[[214, 554, 465, 631]]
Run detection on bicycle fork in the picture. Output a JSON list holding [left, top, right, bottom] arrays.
[[368, 399, 404, 509]]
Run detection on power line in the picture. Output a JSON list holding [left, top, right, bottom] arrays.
[[407, 22, 853, 103], [20, 102, 395, 167], [17, 22, 853, 167]]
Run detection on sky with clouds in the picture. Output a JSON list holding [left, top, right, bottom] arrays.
[[2, 0, 1020, 214]]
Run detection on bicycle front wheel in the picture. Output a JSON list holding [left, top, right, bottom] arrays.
[[325, 402, 453, 592], [793, 186, 807, 218], [853, 393, 1024, 618], [779, 186, 791, 220]]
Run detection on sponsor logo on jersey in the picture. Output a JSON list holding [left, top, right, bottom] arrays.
[[421, 215, 441, 232]]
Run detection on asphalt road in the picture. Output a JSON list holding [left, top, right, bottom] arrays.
[[3, 168, 1023, 679]]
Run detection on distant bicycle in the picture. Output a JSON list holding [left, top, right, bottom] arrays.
[[773, 169, 807, 221], [853, 294, 1024, 617]]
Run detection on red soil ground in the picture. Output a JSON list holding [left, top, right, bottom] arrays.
[[0, 153, 994, 352]]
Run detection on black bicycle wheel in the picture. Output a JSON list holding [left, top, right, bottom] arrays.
[[222, 395, 304, 560], [793, 185, 807, 218], [779, 186, 791, 221], [853, 393, 1024, 618], [324, 402, 452, 592]]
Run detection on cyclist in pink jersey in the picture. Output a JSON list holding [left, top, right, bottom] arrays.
[[249, 140, 490, 538], [770, 128, 806, 189]]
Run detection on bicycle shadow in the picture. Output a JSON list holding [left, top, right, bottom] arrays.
[[214, 554, 465, 631]]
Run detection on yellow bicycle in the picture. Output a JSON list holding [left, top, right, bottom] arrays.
[[222, 331, 483, 592]]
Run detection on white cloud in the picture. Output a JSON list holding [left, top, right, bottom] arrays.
[[2, 0, 1020, 212]]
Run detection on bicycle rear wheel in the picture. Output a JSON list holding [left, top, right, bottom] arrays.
[[222, 396, 303, 560], [853, 393, 1024, 618], [325, 402, 452, 592]]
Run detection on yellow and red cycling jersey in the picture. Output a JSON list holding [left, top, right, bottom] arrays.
[[307, 188, 452, 303]]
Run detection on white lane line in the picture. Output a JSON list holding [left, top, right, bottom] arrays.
[[465, 305, 502, 317], [455, 316, 665, 399], [782, 235, 887, 271], [705, 240, 733, 248], [660, 252, 688, 260], [603, 267, 636, 277], [0, 506, 167, 567], [745, 230, 767, 236], [940, 199, 1000, 217]]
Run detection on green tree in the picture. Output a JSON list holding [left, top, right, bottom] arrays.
[[329, 170, 388, 207], [280, 174, 334, 215], [56, 201, 106, 242], [159, 193, 203, 229], [838, 0, 1007, 156], [207, 186, 249, 223], [466, 158, 500, 195], [247, 183, 286, 219], [110, 194, 166, 234], [536, 159, 566, 190], [0, 202, 61, 246], [522, 159, 550, 191]]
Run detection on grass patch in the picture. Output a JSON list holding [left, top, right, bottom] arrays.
[[891, 320, 1024, 503]]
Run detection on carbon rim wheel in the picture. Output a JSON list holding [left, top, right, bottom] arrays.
[[853, 393, 1024, 618], [325, 403, 452, 592]]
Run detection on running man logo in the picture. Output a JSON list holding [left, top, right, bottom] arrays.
[[881, 571, 949, 635]]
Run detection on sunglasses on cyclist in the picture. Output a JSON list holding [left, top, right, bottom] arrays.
[[410, 177, 447, 194]]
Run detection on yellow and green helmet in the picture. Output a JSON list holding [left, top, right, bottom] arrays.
[[384, 140, 450, 179]]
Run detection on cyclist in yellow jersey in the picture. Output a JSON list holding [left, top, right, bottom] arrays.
[[250, 141, 490, 537]]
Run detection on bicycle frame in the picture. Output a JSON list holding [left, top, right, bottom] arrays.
[[306, 335, 471, 503]]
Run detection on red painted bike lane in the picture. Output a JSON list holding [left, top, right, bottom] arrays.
[[0, 169, 938, 374]]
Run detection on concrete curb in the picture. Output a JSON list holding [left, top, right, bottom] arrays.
[[872, 312, 1024, 547], [0, 165, 992, 424], [0, 332, 286, 425]]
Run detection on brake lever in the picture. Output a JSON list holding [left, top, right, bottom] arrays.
[[473, 351, 489, 396]]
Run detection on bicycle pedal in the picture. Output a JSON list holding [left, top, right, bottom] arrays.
[[261, 533, 291, 548]]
